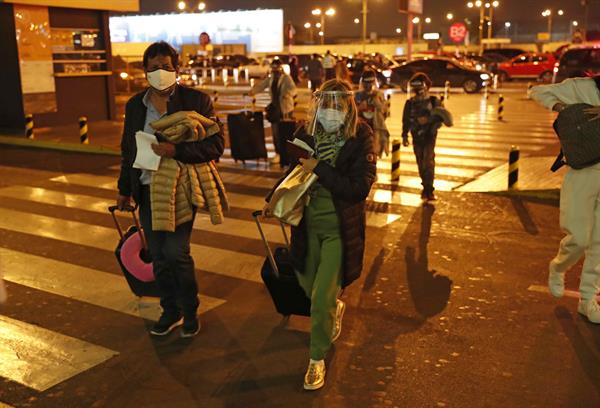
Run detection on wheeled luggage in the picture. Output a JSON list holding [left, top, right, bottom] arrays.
[[227, 102, 268, 164], [109, 205, 160, 297], [276, 120, 298, 167], [252, 210, 311, 317]]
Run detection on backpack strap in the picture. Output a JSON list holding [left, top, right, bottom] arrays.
[[550, 150, 565, 172]]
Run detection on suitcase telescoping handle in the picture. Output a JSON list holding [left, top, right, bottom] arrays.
[[252, 210, 290, 277], [108, 204, 148, 251]]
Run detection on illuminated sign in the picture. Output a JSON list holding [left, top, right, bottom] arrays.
[[109, 9, 283, 53], [423, 33, 440, 40]]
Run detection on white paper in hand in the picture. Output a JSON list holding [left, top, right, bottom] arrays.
[[133, 131, 161, 171]]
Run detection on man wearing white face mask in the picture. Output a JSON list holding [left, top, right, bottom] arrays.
[[117, 42, 224, 338]]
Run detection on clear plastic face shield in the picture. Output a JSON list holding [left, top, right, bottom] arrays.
[[307, 90, 354, 135], [359, 75, 379, 92], [410, 79, 429, 97]]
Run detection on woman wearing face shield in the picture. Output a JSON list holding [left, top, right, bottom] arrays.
[[355, 69, 391, 157], [265, 79, 377, 390]]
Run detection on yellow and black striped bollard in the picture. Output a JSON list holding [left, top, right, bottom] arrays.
[[213, 90, 219, 104], [25, 114, 34, 139], [527, 82, 533, 99], [79, 116, 89, 144], [391, 139, 401, 183], [444, 80, 450, 100], [497, 94, 505, 121], [293, 94, 298, 109], [439, 93, 445, 106], [508, 146, 520, 190], [252, 96, 257, 111]]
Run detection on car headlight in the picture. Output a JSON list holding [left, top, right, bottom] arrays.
[[475, 64, 483, 71], [480, 73, 490, 80], [382, 69, 392, 78]]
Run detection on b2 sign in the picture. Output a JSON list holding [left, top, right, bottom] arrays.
[[449, 22, 467, 44]]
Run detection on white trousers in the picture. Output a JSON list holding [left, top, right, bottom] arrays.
[[550, 164, 600, 300]]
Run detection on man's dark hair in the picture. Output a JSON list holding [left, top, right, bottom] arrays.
[[312, 53, 320, 59], [143, 41, 179, 70]]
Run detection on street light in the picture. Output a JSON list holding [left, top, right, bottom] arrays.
[[412, 16, 422, 40], [467, 1, 486, 53], [447, 13, 454, 20], [354, 18, 360, 24], [198, 2, 206, 11], [542, 9, 564, 41], [396, 27, 402, 34], [504, 21, 511, 37], [177, 1, 186, 11], [425, 17, 432, 24], [312, 7, 335, 44], [487, 1, 499, 39]]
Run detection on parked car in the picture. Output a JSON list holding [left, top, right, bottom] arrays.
[[483, 48, 526, 60], [388, 57, 491, 93], [239, 58, 273, 78], [553, 43, 600, 83], [497, 53, 556, 82]]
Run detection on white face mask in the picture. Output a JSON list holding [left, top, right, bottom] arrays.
[[146, 69, 177, 91], [317, 108, 346, 133]]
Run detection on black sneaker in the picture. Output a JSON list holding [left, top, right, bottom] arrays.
[[150, 312, 183, 336], [181, 316, 200, 338], [426, 192, 437, 201]]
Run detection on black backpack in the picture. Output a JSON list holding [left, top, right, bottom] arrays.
[[551, 76, 600, 172]]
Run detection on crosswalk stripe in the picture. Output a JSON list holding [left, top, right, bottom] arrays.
[[0, 248, 224, 321], [0, 185, 286, 244], [49, 172, 411, 225], [0, 314, 118, 392], [0, 206, 265, 283]]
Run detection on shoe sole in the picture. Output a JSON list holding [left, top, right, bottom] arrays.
[[303, 380, 325, 391], [150, 318, 183, 336], [331, 301, 346, 343], [577, 304, 600, 324], [180, 326, 201, 338]]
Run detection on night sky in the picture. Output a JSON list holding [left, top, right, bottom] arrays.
[[137, 0, 599, 38]]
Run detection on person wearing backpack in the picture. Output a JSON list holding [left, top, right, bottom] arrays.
[[250, 59, 297, 165], [402, 73, 449, 202], [531, 76, 600, 324]]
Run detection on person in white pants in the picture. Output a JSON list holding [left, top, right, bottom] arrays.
[[531, 76, 600, 323]]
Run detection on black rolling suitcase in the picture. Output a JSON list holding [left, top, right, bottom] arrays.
[[109, 205, 160, 297], [252, 210, 311, 317], [277, 119, 298, 167], [227, 101, 268, 164]]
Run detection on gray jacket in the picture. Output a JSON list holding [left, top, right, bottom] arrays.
[[252, 74, 297, 115]]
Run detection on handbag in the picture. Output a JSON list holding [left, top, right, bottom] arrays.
[[269, 165, 318, 226], [265, 102, 282, 123]]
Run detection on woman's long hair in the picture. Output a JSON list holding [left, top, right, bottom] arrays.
[[308, 78, 359, 139]]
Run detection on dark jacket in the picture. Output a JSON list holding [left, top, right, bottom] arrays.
[[117, 85, 224, 204], [401, 95, 442, 143], [268, 121, 377, 288]]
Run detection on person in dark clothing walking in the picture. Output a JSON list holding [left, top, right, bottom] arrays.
[[306, 53, 324, 92], [289, 55, 301, 85], [116, 42, 224, 338], [402, 73, 446, 201]]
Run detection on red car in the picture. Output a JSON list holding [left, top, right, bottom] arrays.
[[497, 53, 556, 83]]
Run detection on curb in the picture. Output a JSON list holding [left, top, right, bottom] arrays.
[[0, 135, 120, 156], [487, 189, 560, 203]]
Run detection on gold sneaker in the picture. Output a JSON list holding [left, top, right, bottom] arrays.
[[303, 360, 326, 391], [331, 299, 346, 343]]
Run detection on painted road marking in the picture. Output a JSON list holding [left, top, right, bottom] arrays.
[[1, 248, 224, 321], [0, 315, 118, 392]]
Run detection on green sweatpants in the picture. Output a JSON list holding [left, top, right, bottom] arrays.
[[296, 186, 343, 360]]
